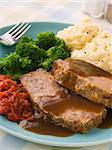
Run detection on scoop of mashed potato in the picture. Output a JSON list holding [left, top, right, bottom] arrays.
[[71, 31, 112, 74], [57, 18, 102, 51], [57, 18, 112, 74]]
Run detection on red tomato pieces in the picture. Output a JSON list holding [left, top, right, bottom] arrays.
[[0, 75, 34, 121]]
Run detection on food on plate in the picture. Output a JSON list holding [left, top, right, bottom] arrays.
[[57, 18, 112, 74], [0, 53, 32, 80], [0, 19, 112, 136], [43, 46, 70, 71], [0, 75, 34, 121], [71, 31, 112, 74], [16, 36, 46, 70], [22, 116, 74, 137], [98, 109, 112, 129], [52, 58, 112, 108], [57, 18, 103, 51], [36, 32, 65, 50], [0, 32, 70, 80], [21, 69, 106, 133]]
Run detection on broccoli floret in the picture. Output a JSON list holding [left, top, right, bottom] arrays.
[[19, 56, 32, 74], [47, 46, 71, 60], [36, 32, 56, 50], [16, 39, 47, 70], [16, 40, 38, 58], [55, 37, 67, 49], [42, 58, 54, 71], [19, 36, 33, 43], [43, 46, 71, 71], [0, 32, 71, 80], [0, 53, 32, 79], [11, 72, 22, 81], [0, 58, 5, 74], [1, 53, 21, 75]]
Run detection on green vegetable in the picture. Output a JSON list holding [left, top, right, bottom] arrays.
[[0, 32, 71, 80], [47, 46, 71, 59], [42, 46, 71, 71], [16, 40, 44, 59], [12, 72, 22, 81], [42, 58, 54, 71], [55, 37, 67, 49], [16, 37, 47, 70], [0, 53, 31, 80], [36, 32, 56, 50], [18, 36, 33, 43]]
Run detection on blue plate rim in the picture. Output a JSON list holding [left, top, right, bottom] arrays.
[[0, 124, 111, 147], [0, 21, 73, 30]]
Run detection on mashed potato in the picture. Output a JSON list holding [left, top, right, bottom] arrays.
[[71, 31, 112, 74], [57, 18, 112, 74], [57, 18, 102, 51]]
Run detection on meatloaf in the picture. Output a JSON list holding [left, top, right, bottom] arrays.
[[52, 58, 112, 108], [21, 69, 106, 133]]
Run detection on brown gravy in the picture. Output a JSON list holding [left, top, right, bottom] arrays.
[[25, 109, 112, 137], [24, 93, 109, 137], [21, 59, 112, 137], [43, 93, 105, 115], [98, 109, 112, 129], [24, 93, 111, 137], [25, 118, 73, 137]]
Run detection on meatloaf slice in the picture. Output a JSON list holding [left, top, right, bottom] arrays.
[[21, 69, 106, 133], [52, 59, 112, 108]]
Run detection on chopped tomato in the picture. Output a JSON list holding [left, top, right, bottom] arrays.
[[0, 75, 34, 121]]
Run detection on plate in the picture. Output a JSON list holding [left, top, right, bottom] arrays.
[[0, 22, 112, 147]]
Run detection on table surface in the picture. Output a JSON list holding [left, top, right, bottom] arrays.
[[0, 0, 112, 150]]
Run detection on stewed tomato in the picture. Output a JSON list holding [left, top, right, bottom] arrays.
[[0, 75, 34, 121]]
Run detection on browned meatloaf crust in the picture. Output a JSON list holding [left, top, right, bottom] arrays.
[[52, 59, 112, 108], [21, 69, 106, 133]]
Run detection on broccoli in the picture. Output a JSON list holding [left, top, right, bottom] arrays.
[[16, 40, 39, 58], [42, 58, 54, 71], [36, 32, 56, 50], [47, 46, 71, 60], [19, 36, 33, 43], [42, 46, 71, 71], [0, 32, 71, 80], [0, 53, 32, 80], [55, 37, 67, 49], [19, 56, 32, 74], [0, 58, 5, 74], [16, 38, 47, 70], [0, 53, 21, 75]]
